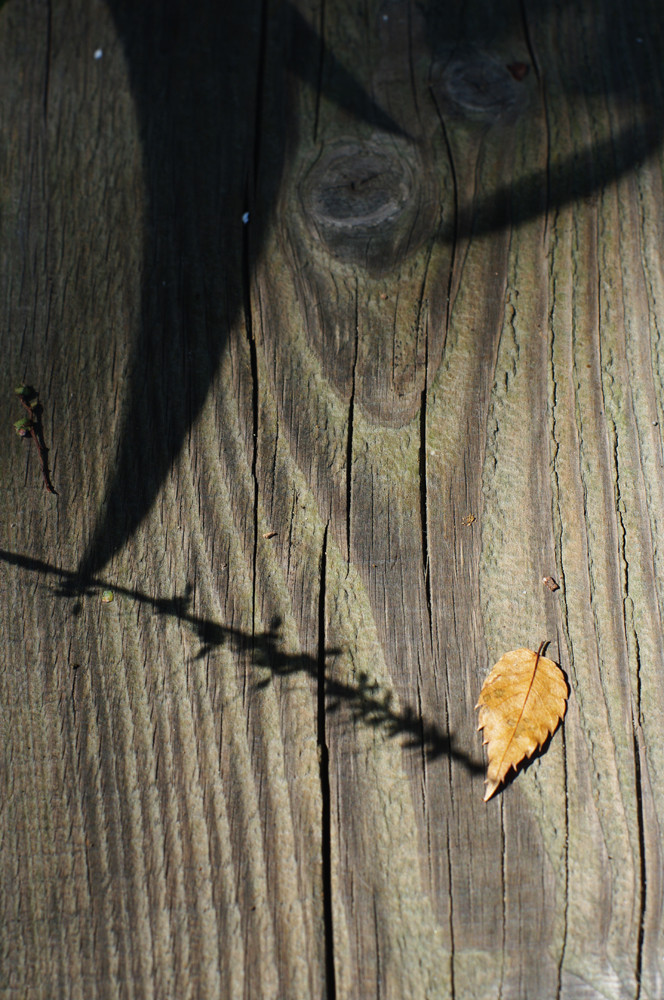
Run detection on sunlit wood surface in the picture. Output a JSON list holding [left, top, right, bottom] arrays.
[[2, 0, 664, 997]]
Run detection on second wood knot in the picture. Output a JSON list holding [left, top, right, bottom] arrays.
[[431, 48, 529, 121]]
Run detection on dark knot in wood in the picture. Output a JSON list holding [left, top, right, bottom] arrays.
[[299, 138, 428, 273], [432, 49, 527, 121]]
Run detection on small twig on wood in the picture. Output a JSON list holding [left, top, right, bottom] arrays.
[[14, 385, 58, 495]]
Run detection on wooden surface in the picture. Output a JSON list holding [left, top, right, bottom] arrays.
[[2, 0, 664, 997]]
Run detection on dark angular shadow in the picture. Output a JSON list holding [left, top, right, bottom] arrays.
[[427, 0, 664, 243], [75, 0, 664, 581], [432, 119, 662, 245], [76, 0, 405, 582]]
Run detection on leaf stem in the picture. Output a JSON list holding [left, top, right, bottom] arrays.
[[493, 641, 547, 780]]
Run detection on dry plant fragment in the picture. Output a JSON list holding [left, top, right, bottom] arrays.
[[542, 575, 560, 592], [476, 642, 568, 801], [13, 385, 57, 494]]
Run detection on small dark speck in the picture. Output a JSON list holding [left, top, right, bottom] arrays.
[[506, 61, 529, 81]]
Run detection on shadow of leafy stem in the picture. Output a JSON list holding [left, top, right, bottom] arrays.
[[1, 547, 482, 774]]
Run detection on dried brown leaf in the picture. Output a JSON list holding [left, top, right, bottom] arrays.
[[476, 643, 568, 801]]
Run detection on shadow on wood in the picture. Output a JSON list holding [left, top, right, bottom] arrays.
[[77, 0, 664, 581], [0, 547, 483, 773], [76, 0, 405, 583]]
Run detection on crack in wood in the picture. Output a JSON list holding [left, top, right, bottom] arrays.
[[345, 291, 359, 566], [242, 187, 260, 652], [419, 340, 432, 640], [632, 725, 647, 1000], [555, 719, 570, 1000], [317, 522, 336, 999]]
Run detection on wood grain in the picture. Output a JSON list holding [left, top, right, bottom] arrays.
[[2, 0, 664, 997]]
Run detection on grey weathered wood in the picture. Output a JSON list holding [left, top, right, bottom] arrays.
[[2, 0, 664, 997]]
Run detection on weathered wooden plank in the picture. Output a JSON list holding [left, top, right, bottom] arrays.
[[2, 0, 664, 998]]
